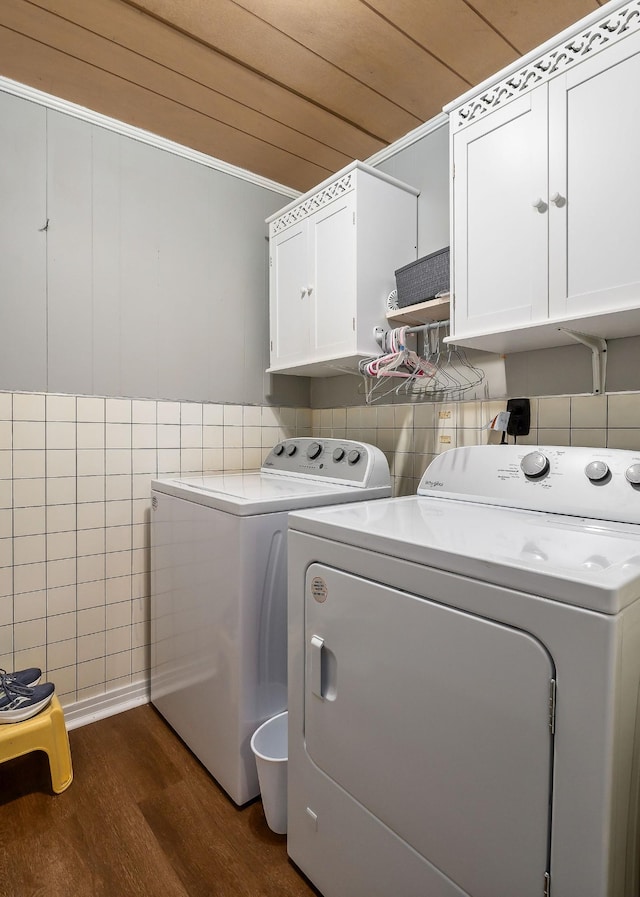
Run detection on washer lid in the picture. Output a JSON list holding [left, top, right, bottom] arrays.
[[289, 496, 640, 614], [152, 471, 390, 515]]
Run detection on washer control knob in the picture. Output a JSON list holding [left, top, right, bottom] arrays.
[[332, 447, 345, 462], [347, 449, 361, 465], [273, 443, 285, 456], [626, 463, 640, 485], [285, 443, 297, 457], [307, 442, 322, 460], [585, 460, 609, 482], [521, 451, 550, 479]]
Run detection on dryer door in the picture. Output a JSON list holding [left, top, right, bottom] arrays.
[[304, 564, 554, 897]]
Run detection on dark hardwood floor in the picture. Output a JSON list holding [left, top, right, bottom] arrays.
[[0, 704, 320, 897]]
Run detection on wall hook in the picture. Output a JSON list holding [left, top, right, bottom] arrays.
[[38, 219, 50, 232]]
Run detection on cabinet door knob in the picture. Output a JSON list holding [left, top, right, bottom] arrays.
[[532, 197, 547, 212], [307, 285, 314, 295], [550, 192, 566, 207], [300, 287, 307, 297]]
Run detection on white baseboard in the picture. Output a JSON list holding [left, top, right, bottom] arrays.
[[62, 680, 150, 731]]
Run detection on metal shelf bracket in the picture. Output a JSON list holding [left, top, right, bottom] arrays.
[[558, 328, 607, 395]]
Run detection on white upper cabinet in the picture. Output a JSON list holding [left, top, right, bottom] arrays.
[[267, 161, 418, 377], [452, 88, 549, 336], [448, 4, 640, 354], [548, 31, 640, 321]]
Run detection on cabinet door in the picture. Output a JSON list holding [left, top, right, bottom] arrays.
[[309, 193, 357, 359], [549, 29, 640, 320], [269, 222, 311, 367], [452, 89, 549, 337]]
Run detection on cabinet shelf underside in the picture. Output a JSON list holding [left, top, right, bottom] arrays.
[[267, 352, 374, 377], [448, 305, 640, 354]]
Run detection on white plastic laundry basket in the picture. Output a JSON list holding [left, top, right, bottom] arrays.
[[250, 711, 288, 834]]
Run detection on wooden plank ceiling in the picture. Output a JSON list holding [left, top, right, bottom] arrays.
[[0, 0, 605, 192]]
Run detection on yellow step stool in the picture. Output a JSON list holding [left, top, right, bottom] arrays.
[[0, 694, 73, 793]]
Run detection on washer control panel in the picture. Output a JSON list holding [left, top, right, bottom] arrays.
[[419, 445, 640, 525], [518, 450, 640, 488], [262, 438, 389, 487]]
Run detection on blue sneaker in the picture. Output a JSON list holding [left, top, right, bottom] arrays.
[[5, 667, 41, 688], [0, 669, 54, 723]]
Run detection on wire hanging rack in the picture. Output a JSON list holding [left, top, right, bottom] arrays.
[[359, 320, 485, 404]]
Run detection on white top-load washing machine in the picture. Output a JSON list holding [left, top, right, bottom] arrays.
[[150, 437, 390, 806], [288, 444, 640, 897]]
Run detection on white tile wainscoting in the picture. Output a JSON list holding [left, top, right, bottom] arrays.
[[312, 393, 640, 496], [0, 392, 309, 722], [1, 390, 639, 725]]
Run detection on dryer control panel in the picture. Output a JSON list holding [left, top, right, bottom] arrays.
[[262, 438, 389, 488], [419, 444, 640, 525]]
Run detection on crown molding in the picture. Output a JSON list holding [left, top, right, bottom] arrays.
[[0, 76, 300, 200], [365, 112, 449, 167]]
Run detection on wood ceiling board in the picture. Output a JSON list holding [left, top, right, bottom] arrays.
[[125, 0, 423, 141], [0, 27, 330, 190], [365, 0, 519, 86], [1, 1, 352, 174], [468, 0, 602, 55], [234, 0, 470, 119], [29, 0, 384, 161]]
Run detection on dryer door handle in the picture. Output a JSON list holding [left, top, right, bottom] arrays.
[[310, 635, 325, 698]]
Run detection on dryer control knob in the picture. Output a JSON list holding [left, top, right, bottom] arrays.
[[520, 451, 549, 479], [625, 463, 640, 485], [307, 442, 322, 460], [285, 443, 297, 457], [585, 460, 609, 482], [332, 447, 345, 462], [347, 449, 361, 465], [273, 443, 285, 456]]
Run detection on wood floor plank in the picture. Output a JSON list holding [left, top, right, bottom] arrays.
[[0, 816, 99, 897], [0, 705, 318, 897]]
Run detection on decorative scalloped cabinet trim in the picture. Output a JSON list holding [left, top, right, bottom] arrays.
[[453, 0, 640, 130], [270, 172, 354, 234]]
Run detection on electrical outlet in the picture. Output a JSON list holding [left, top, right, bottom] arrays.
[[506, 398, 530, 436]]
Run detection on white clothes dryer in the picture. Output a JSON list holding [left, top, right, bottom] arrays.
[[150, 437, 390, 806], [287, 444, 640, 897]]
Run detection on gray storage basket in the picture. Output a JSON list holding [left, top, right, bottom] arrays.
[[395, 247, 450, 308]]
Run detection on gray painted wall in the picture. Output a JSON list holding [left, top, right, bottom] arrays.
[[375, 125, 450, 259], [0, 89, 309, 407], [0, 91, 47, 392], [505, 336, 640, 397]]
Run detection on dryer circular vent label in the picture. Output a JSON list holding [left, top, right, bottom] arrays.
[[311, 576, 328, 603]]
